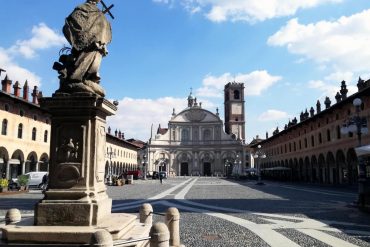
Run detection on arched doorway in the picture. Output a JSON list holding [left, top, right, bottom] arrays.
[[39, 153, 49, 172], [347, 148, 358, 185], [327, 152, 336, 184], [0, 147, 9, 178], [10, 150, 24, 179], [318, 154, 325, 183], [26, 152, 38, 173], [336, 150, 347, 184]]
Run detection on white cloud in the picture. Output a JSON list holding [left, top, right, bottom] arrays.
[[8, 23, 66, 59], [257, 109, 289, 121], [0, 48, 41, 88], [268, 9, 370, 72], [196, 70, 281, 98], [153, 0, 342, 23], [0, 23, 65, 89]]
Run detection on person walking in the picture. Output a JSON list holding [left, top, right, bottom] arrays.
[[160, 173, 163, 184]]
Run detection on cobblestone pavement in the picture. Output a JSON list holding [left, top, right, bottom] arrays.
[[1, 177, 370, 246]]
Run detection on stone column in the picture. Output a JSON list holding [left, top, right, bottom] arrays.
[[21, 161, 26, 175], [6, 160, 10, 179], [35, 95, 116, 226]]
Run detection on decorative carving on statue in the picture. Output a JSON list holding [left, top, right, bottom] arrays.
[[55, 164, 81, 189], [185, 109, 207, 122], [57, 138, 80, 163], [53, 0, 113, 97]]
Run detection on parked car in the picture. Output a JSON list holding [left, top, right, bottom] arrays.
[[13, 172, 48, 189]]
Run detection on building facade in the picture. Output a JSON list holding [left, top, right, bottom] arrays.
[[0, 76, 51, 179], [104, 129, 140, 179], [251, 80, 370, 185], [147, 87, 246, 177]]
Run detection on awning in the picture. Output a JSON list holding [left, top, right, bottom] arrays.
[[355, 145, 370, 157], [264, 166, 291, 171], [9, 159, 21, 165]]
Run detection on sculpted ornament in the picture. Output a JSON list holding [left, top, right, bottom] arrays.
[[53, 0, 113, 97]]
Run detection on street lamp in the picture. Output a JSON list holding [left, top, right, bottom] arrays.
[[253, 144, 266, 185], [106, 146, 116, 186], [142, 154, 147, 180], [340, 98, 368, 207], [225, 159, 231, 178], [234, 154, 242, 178]]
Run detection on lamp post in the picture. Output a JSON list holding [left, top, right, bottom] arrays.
[[106, 146, 116, 186], [234, 154, 242, 178], [225, 159, 231, 178], [142, 154, 147, 180], [253, 145, 266, 185], [340, 98, 368, 207]]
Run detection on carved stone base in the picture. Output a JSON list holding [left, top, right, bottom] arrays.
[[35, 196, 112, 226], [1, 213, 141, 245]]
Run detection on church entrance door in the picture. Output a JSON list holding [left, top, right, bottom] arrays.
[[203, 162, 211, 176], [181, 162, 188, 176]]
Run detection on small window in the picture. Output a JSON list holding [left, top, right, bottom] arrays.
[[18, 124, 23, 139], [44, 130, 48, 143], [234, 90, 240, 100], [33, 115, 38, 121], [319, 133, 322, 144], [1, 119, 8, 135], [19, 109, 24, 117], [32, 127, 37, 141], [4, 104, 9, 112], [46, 118, 50, 124], [311, 135, 315, 147], [336, 126, 341, 139], [327, 129, 331, 142]]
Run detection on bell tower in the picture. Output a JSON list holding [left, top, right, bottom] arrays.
[[224, 82, 245, 141]]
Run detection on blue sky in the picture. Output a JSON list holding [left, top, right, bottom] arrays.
[[1, 0, 370, 143]]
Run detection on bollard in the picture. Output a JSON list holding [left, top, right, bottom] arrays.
[[165, 207, 180, 247], [91, 230, 113, 247], [149, 222, 170, 247], [5, 208, 21, 225], [139, 203, 153, 225]]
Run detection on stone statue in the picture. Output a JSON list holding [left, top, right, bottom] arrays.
[[53, 0, 112, 97]]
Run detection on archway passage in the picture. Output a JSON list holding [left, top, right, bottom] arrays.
[[203, 162, 211, 176], [181, 162, 188, 176]]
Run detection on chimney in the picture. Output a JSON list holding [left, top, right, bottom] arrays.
[[115, 129, 118, 137], [31, 86, 39, 104], [316, 100, 321, 113], [340, 80, 348, 99], [108, 126, 111, 134], [1, 75, 12, 93], [23, 80, 29, 101], [118, 130, 122, 139], [266, 132, 268, 139], [309, 107, 314, 117], [122, 132, 125, 140], [335, 92, 341, 103], [324, 96, 331, 109], [13, 81, 21, 97]]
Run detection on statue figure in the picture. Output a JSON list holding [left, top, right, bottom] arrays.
[[53, 0, 112, 97]]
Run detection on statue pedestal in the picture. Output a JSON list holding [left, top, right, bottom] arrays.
[[35, 94, 116, 226], [1, 94, 152, 246]]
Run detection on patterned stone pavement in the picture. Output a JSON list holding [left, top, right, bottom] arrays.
[[1, 177, 370, 246]]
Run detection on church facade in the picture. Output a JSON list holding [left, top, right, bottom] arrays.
[[147, 83, 246, 177]]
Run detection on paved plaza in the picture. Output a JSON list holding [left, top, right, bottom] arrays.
[[1, 177, 370, 246]]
